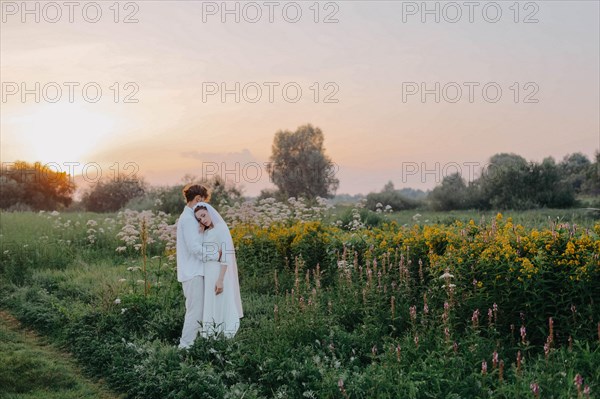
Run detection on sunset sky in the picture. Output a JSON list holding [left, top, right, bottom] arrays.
[[1, 1, 598, 196]]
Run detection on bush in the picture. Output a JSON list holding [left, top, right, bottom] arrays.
[[338, 207, 386, 229], [82, 177, 146, 212], [365, 181, 420, 212], [429, 173, 471, 211]]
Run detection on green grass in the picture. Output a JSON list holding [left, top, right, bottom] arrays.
[[394, 207, 599, 227], [328, 206, 599, 229], [1, 209, 598, 398], [0, 311, 121, 399]]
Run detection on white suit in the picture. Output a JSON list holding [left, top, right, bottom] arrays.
[[176, 205, 206, 349]]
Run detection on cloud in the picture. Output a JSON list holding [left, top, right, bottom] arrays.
[[180, 148, 258, 164]]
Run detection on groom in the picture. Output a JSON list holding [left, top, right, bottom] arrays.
[[177, 183, 210, 349]]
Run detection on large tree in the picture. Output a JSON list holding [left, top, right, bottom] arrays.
[[428, 173, 470, 211], [266, 124, 339, 199], [468, 153, 574, 209], [479, 153, 536, 209], [0, 161, 75, 210], [81, 176, 146, 212], [581, 151, 600, 196], [559, 152, 591, 194]]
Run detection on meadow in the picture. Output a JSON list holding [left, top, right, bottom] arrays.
[[0, 202, 599, 398]]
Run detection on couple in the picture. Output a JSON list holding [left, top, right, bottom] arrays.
[[176, 184, 243, 349]]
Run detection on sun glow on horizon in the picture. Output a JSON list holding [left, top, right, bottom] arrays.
[[8, 102, 117, 165]]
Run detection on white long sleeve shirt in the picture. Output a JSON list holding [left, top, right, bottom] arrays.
[[176, 205, 206, 282]]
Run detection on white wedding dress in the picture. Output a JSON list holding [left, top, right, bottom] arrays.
[[199, 210, 243, 339]]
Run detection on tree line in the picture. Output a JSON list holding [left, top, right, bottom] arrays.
[[366, 152, 598, 211], [1, 125, 597, 212], [0, 124, 337, 213]]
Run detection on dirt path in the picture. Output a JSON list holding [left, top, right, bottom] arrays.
[[0, 310, 123, 399]]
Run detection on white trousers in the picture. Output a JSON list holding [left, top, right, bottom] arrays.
[[178, 275, 205, 349]]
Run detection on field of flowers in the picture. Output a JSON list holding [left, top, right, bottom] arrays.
[[0, 200, 599, 398]]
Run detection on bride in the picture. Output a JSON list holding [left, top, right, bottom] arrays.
[[194, 202, 243, 338]]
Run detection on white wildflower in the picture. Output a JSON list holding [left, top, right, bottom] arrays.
[[439, 272, 455, 280]]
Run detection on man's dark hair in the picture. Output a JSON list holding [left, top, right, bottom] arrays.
[[183, 184, 209, 202]]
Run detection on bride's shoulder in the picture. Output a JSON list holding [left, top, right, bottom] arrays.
[[214, 222, 229, 234], [204, 223, 227, 237]]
